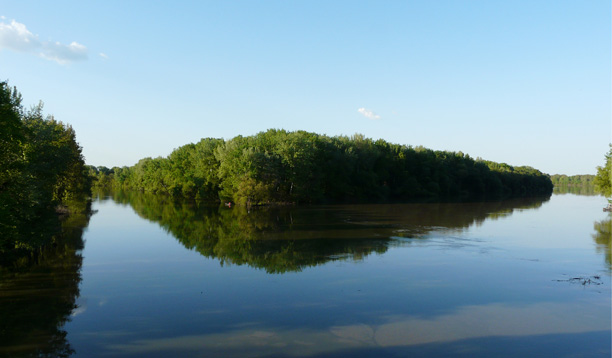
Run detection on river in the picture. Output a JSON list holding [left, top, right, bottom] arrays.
[[1, 192, 610, 357]]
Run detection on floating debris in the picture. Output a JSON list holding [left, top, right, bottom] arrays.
[[554, 276, 603, 286]]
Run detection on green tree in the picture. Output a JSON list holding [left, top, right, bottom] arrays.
[[0, 81, 27, 231], [1, 82, 91, 257], [594, 144, 612, 198], [103, 129, 554, 204]]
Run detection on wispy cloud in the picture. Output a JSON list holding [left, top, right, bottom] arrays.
[[99, 52, 109, 60], [41, 41, 88, 64], [0, 18, 88, 64], [357, 107, 381, 120]]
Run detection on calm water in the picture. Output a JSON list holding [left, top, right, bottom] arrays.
[[1, 192, 610, 357]]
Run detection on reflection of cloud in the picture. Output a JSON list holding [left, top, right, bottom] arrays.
[[107, 301, 610, 356], [373, 302, 610, 347], [0, 18, 88, 64], [71, 297, 88, 317], [330, 324, 375, 345], [70, 305, 87, 317], [108, 329, 350, 357], [71, 306, 87, 317]]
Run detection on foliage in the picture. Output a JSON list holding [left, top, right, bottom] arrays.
[[95, 129, 553, 205], [0, 81, 91, 259], [594, 144, 612, 198], [551, 174, 595, 187], [550, 174, 596, 196]]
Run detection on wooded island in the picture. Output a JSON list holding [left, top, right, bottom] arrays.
[[90, 130, 553, 205]]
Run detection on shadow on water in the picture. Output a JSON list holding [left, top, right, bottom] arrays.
[[0, 201, 95, 358], [103, 190, 551, 274]]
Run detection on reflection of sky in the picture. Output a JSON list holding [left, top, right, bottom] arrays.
[[66, 194, 612, 357], [465, 194, 610, 249]]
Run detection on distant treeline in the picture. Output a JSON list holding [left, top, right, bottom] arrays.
[[90, 129, 552, 205], [0, 81, 91, 261], [550, 174, 597, 196], [550, 174, 595, 187]]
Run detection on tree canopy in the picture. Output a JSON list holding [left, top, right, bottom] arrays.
[[0, 81, 92, 260], [91, 129, 553, 204], [594, 144, 612, 198]]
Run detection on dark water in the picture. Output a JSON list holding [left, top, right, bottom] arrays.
[[1, 192, 610, 357]]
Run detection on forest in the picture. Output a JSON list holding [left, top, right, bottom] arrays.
[[0, 81, 92, 267], [550, 174, 596, 195], [550, 174, 595, 187], [90, 129, 554, 205]]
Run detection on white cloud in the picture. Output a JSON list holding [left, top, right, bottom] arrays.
[[41, 41, 88, 64], [358, 107, 381, 120], [0, 19, 41, 52], [0, 18, 88, 64], [99, 52, 109, 60]]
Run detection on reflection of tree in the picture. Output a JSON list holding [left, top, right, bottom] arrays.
[[553, 185, 597, 196], [0, 201, 93, 358], [592, 216, 611, 269], [110, 190, 549, 274]]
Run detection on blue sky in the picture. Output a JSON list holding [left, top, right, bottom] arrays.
[[1, 0, 610, 175]]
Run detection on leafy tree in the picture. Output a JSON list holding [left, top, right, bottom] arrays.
[[105, 129, 553, 204], [0, 81, 91, 258], [594, 144, 612, 198], [22, 103, 90, 204], [0, 81, 24, 192]]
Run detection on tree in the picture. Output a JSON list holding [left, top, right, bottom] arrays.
[[103, 129, 554, 204], [594, 144, 612, 198], [1, 81, 91, 260], [0, 81, 28, 237], [22, 103, 90, 204], [0, 81, 24, 190]]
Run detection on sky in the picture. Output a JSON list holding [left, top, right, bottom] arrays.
[[0, 0, 610, 175]]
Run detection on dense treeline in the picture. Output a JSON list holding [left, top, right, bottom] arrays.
[[91, 129, 552, 205], [551, 174, 596, 196], [0, 81, 91, 262], [550, 174, 595, 187]]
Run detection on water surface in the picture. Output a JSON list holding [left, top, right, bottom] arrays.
[[1, 193, 610, 357]]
